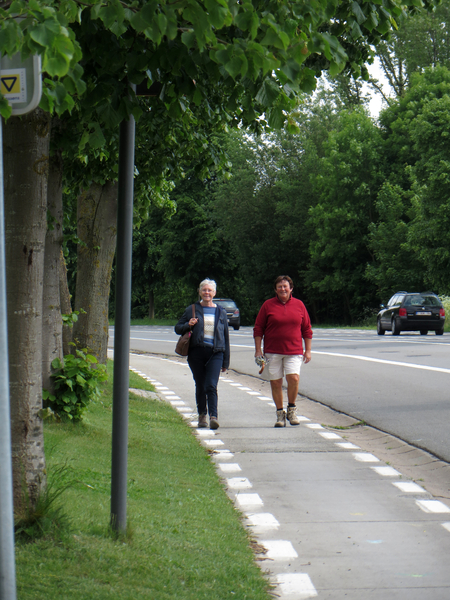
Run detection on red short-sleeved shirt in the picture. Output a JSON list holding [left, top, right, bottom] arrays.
[[253, 295, 313, 355]]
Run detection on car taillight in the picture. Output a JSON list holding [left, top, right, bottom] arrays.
[[233, 309, 240, 316], [399, 308, 407, 317], [440, 308, 445, 317]]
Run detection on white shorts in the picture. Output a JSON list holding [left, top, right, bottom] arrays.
[[265, 353, 302, 381]]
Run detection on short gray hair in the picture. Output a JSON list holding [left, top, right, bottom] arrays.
[[199, 278, 217, 293]]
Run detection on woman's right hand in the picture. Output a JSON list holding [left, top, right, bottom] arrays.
[[189, 317, 198, 327]]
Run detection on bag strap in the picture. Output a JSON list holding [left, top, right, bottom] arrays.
[[192, 303, 195, 318]]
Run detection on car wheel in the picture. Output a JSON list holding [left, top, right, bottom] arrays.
[[420, 330, 428, 335], [391, 318, 401, 336], [436, 328, 444, 336], [377, 319, 385, 336], [233, 325, 240, 331]]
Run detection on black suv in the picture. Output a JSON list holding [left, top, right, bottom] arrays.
[[214, 299, 240, 330], [377, 291, 445, 336]]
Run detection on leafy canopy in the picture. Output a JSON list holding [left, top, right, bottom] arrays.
[[1, 0, 441, 121]]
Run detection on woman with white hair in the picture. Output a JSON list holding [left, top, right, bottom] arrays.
[[175, 279, 230, 429]]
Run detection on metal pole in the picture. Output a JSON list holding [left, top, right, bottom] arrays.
[[0, 118, 17, 599], [110, 90, 136, 533]]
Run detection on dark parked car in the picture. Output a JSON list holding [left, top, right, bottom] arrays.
[[214, 298, 240, 330], [377, 291, 446, 336]]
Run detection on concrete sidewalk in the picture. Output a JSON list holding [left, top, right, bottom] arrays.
[[126, 351, 450, 600]]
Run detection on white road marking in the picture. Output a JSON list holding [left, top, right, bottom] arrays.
[[353, 453, 380, 462], [219, 463, 241, 473], [319, 432, 342, 440], [227, 477, 252, 489], [235, 493, 263, 507], [306, 423, 324, 430], [336, 442, 360, 450], [203, 439, 224, 447], [258, 396, 273, 401], [213, 450, 234, 460], [313, 350, 450, 374], [441, 523, 450, 533], [196, 430, 216, 437], [371, 466, 401, 476], [273, 573, 318, 598], [169, 401, 185, 406], [416, 500, 450, 513], [247, 391, 261, 396], [246, 512, 280, 530], [260, 540, 298, 559], [393, 482, 426, 493]]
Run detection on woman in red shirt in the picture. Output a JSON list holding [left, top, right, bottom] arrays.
[[254, 276, 312, 427]]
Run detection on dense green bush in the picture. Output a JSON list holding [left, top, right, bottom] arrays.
[[43, 347, 108, 421]]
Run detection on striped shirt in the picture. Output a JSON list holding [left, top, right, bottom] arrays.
[[203, 307, 215, 347]]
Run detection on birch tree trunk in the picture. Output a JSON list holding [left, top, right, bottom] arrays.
[[72, 181, 118, 364], [3, 109, 50, 510]]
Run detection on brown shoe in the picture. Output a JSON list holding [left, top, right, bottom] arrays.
[[210, 417, 220, 430], [198, 413, 208, 428]]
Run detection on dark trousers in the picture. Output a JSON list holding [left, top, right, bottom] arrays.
[[188, 346, 224, 418]]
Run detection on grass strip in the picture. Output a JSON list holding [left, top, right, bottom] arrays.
[[16, 362, 271, 600]]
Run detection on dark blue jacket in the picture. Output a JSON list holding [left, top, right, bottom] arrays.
[[175, 301, 230, 369]]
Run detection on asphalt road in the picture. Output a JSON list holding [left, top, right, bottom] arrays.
[[108, 326, 450, 462]]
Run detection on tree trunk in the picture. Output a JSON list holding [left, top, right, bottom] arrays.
[[59, 249, 73, 356], [42, 149, 64, 393], [72, 181, 118, 364], [3, 109, 50, 511], [148, 288, 154, 319]]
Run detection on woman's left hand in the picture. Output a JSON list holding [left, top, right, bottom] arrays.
[[221, 367, 227, 373]]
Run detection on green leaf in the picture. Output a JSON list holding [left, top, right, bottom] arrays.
[[267, 105, 284, 129], [0, 22, 21, 54], [29, 22, 56, 48], [181, 30, 196, 49], [204, 0, 231, 28], [255, 78, 280, 107], [0, 97, 12, 120], [224, 57, 243, 79], [88, 122, 106, 149], [351, 1, 367, 24]]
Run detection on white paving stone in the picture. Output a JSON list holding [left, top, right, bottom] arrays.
[[212, 450, 234, 460], [319, 432, 342, 440], [393, 481, 426, 493], [226, 477, 252, 490], [336, 442, 360, 450], [245, 512, 280, 530], [235, 493, 263, 507], [416, 500, 450, 513], [371, 466, 401, 477], [352, 453, 380, 463], [219, 463, 242, 473], [260, 540, 298, 559], [273, 573, 318, 598]]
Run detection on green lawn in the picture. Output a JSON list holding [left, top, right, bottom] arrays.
[[15, 363, 271, 600]]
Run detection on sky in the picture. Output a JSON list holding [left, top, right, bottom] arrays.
[[366, 58, 392, 118]]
